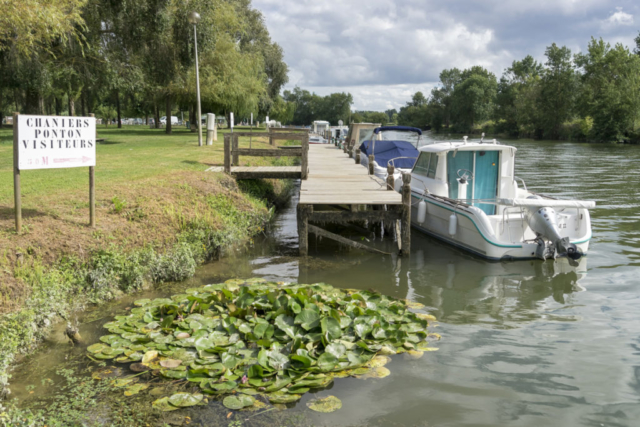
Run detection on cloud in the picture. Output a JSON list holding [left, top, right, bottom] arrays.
[[254, 0, 640, 111], [603, 7, 634, 27]]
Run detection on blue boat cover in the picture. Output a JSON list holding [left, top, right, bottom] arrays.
[[373, 126, 422, 135], [358, 140, 419, 169]]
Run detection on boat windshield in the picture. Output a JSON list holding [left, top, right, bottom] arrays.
[[363, 129, 421, 147]]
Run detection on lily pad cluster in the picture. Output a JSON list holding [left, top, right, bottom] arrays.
[[88, 279, 438, 412]]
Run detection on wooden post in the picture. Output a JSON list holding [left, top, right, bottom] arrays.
[[301, 134, 309, 180], [386, 165, 395, 190], [368, 154, 374, 175], [232, 134, 239, 166], [89, 113, 96, 227], [269, 128, 274, 146], [297, 204, 311, 256], [401, 172, 412, 256], [355, 148, 361, 164], [13, 112, 21, 232], [224, 133, 231, 173]]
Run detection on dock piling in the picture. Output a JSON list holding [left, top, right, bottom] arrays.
[[401, 172, 412, 255], [355, 149, 361, 164], [224, 134, 231, 173], [368, 154, 375, 175], [386, 165, 395, 190]]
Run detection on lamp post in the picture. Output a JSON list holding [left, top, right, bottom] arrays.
[[188, 11, 203, 147]]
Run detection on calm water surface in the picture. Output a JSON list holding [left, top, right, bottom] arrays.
[[10, 139, 640, 426]]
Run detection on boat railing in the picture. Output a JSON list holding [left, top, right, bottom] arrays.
[[514, 176, 527, 191], [387, 156, 418, 169]]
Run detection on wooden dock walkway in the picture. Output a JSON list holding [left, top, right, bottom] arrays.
[[223, 129, 411, 255]]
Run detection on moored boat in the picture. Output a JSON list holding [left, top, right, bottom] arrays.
[[404, 137, 594, 261], [358, 126, 422, 186]]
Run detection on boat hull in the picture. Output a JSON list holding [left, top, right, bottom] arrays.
[[410, 193, 591, 261]]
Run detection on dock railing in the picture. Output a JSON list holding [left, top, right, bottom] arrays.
[[224, 130, 309, 179]]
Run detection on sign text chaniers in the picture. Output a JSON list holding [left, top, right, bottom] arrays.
[[18, 115, 96, 170]]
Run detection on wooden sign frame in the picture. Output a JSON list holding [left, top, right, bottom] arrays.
[[12, 112, 96, 232]]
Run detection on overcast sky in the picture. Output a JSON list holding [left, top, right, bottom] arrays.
[[253, 0, 640, 111]]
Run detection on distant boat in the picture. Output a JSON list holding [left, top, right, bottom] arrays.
[[401, 137, 594, 261], [358, 126, 422, 188], [309, 135, 327, 144]]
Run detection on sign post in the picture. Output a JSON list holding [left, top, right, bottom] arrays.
[[13, 113, 97, 232], [13, 112, 21, 232]]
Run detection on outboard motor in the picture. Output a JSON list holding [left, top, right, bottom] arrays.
[[524, 196, 582, 260]]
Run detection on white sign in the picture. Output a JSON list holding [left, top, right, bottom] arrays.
[[230, 112, 234, 130], [17, 115, 96, 170], [250, 113, 253, 125]]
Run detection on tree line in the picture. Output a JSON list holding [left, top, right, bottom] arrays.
[[397, 35, 640, 143], [0, 0, 289, 133]]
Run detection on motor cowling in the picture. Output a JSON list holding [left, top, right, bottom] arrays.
[[524, 196, 583, 260]]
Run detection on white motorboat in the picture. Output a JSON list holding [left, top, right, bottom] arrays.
[[402, 137, 594, 261], [358, 126, 423, 188]]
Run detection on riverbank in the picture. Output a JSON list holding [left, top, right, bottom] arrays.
[[0, 125, 295, 397]]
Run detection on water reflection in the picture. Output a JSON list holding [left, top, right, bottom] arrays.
[[9, 140, 640, 427]]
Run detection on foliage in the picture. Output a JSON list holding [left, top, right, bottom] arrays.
[[0, 0, 87, 56], [398, 36, 640, 143], [575, 38, 640, 142], [283, 87, 353, 126], [87, 280, 439, 411]]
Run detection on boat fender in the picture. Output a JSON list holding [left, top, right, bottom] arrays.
[[417, 200, 427, 224], [449, 213, 457, 235]]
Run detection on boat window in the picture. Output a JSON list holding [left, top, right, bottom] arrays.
[[412, 152, 431, 177], [447, 150, 499, 215], [427, 153, 438, 178], [359, 129, 374, 144]]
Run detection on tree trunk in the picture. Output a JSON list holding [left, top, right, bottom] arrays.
[[55, 97, 61, 116], [145, 114, 148, 125], [165, 93, 172, 134], [116, 90, 122, 128], [80, 93, 86, 116], [189, 104, 195, 132], [25, 89, 44, 114], [154, 104, 160, 129], [68, 95, 75, 116]]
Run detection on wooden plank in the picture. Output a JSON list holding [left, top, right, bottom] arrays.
[[234, 148, 302, 157], [307, 224, 390, 255], [309, 211, 401, 223]]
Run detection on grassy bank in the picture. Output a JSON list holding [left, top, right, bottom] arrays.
[[0, 125, 295, 397]]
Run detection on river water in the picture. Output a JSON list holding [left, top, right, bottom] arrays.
[[9, 138, 640, 426]]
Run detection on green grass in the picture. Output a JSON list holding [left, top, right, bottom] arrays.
[[0, 125, 280, 204]]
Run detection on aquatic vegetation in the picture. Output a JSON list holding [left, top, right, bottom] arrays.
[[88, 279, 439, 413]]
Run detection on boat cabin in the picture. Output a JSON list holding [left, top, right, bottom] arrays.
[[411, 141, 517, 216], [345, 123, 380, 147]]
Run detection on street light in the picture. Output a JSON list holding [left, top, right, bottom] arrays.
[[188, 11, 203, 147]]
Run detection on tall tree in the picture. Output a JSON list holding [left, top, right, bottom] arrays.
[[537, 43, 578, 139], [575, 38, 640, 141], [450, 66, 497, 132]]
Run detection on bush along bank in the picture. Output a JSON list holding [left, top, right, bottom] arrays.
[[0, 173, 295, 400]]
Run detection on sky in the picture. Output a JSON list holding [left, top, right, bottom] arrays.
[[253, 0, 640, 112]]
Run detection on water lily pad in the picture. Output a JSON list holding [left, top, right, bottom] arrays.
[[357, 366, 390, 379], [306, 395, 342, 413], [87, 343, 107, 354], [414, 313, 436, 321], [141, 350, 158, 364], [405, 301, 425, 310], [268, 392, 301, 404], [152, 396, 179, 412], [112, 378, 136, 388], [365, 355, 391, 368], [223, 394, 255, 410], [168, 392, 204, 408], [405, 350, 424, 359], [124, 383, 149, 396], [160, 359, 183, 368]]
